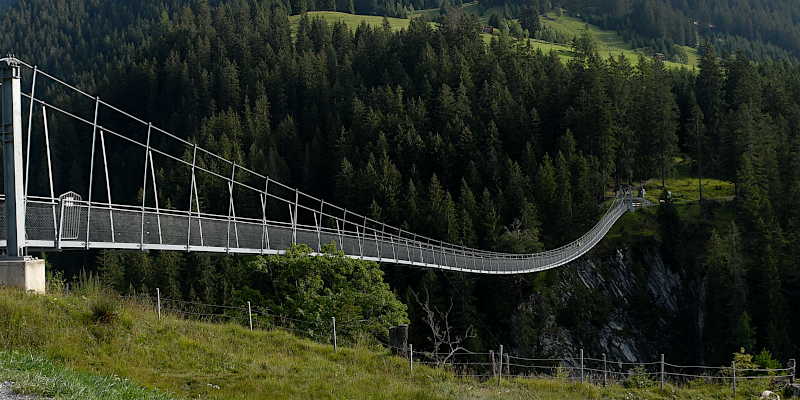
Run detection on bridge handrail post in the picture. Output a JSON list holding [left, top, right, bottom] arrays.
[[374, 229, 381, 260], [148, 148, 162, 244], [316, 199, 324, 252], [42, 107, 57, 242], [415, 234, 424, 264], [195, 172, 204, 247], [226, 162, 236, 252], [337, 209, 345, 250], [186, 144, 198, 250], [23, 65, 37, 198], [386, 224, 397, 262], [57, 198, 65, 249], [292, 188, 298, 245], [361, 215, 368, 258], [85, 96, 100, 249], [261, 178, 270, 252], [139, 122, 152, 250], [99, 130, 114, 242]]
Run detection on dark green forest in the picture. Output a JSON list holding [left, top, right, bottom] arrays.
[[2, 0, 800, 365]]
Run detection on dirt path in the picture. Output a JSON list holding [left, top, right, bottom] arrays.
[[0, 382, 42, 400]]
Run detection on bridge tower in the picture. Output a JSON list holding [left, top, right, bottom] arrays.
[[0, 56, 45, 293]]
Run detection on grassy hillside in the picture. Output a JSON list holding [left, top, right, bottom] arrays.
[[302, 4, 699, 68], [288, 11, 411, 32], [0, 288, 765, 400], [539, 12, 699, 68]]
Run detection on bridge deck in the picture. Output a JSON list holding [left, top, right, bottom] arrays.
[[0, 197, 633, 274]]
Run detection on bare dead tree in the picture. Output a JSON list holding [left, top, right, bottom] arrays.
[[411, 288, 476, 367]]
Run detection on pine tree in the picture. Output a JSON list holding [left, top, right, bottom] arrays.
[[401, 179, 420, 230], [687, 99, 706, 204], [97, 250, 125, 292], [480, 188, 500, 248], [695, 42, 726, 176], [534, 154, 557, 234]]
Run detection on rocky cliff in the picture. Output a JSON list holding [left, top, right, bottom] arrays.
[[512, 244, 706, 364]]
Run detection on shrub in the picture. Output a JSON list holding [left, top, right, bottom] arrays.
[[753, 349, 780, 370], [45, 269, 66, 294], [89, 297, 119, 325], [624, 366, 655, 389]]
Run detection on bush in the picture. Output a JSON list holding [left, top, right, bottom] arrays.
[[89, 297, 119, 324], [250, 244, 408, 343], [624, 366, 655, 389], [45, 268, 66, 294], [753, 349, 781, 370]]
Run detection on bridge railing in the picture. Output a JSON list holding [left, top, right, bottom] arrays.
[[3, 193, 631, 274]]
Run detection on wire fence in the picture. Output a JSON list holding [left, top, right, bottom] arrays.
[[120, 289, 797, 392]]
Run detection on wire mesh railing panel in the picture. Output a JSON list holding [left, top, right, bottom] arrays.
[[140, 212, 162, 245], [234, 221, 264, 250], [159, 213, 190, 246], [87, 208, 114, 242], [24, 202, 56, 241], [187, 218, 204, 247], [195, 217, 228, 248], [267, 224, 293, 251], [112, 209, 142, 244]]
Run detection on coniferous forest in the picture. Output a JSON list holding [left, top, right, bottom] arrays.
[[2, 0, 800, 367]]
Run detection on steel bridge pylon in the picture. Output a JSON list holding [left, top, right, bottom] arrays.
[[0, 57, 45, 293]]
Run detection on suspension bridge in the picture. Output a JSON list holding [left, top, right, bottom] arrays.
[[0, 56, 648, 292]]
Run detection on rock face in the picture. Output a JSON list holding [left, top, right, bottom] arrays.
[[512, 245, 705, 364], [785, 383, 800, 398]]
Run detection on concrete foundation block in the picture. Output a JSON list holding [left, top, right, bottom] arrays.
[[0, 257, 45, 293]]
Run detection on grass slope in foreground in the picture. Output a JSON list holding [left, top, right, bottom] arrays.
[[0, 287, 761, 399], [0, 351, 173, 400]]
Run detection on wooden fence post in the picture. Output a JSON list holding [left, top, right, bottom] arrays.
[[247, 301, 253, 331], [660, 353, 665, 389], [732, 360, 737, 400], [409, 344, 413, 371], [490, 350, 496, 378], [332, 317, 337, 351], [499, 345, 504, 383], [580, 348, 584, 383], [603, 353, 607, 387], [156, 288, 161, 319]]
